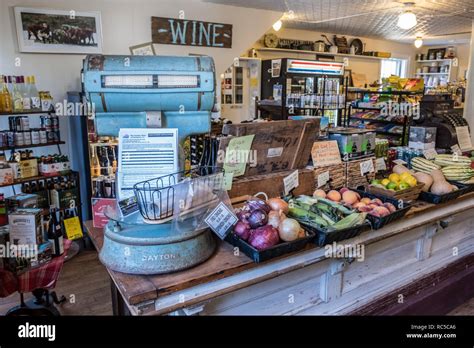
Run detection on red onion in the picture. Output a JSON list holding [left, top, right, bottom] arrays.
[[247, 209, 268, 229], [234, 221, 251, 241], [236, 209, 251, 224], [248, 226, 280, 251], [246, 197, 271, 214]]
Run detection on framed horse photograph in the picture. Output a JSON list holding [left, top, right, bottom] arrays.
[[14, 7, 103, 54]]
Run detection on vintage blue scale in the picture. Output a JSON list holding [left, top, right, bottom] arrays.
[[83, 54, 219, 274]]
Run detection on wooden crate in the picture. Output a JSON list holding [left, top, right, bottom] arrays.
[[227, 169, 314, 199], [368, 183, 425, 202], [345, 157, 376, 189], [313, 165, 345, 191], [220, 119, 320, 177]]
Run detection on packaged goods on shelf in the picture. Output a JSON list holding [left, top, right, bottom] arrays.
[[409, 127, 437, 150], [6, 193, 39, 213]]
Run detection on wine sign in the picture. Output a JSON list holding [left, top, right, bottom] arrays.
[[151, 17, 232, 48]]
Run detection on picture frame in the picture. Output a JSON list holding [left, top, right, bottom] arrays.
[[129, 42, 156, 56], [14, 7, 103, 54], [427, 48, 447, 60]]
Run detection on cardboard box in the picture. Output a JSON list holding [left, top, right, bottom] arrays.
[[50, 187, 79, 210], [8, 208, 44, 247], [6, 193, 39, 213], [362, 132, 376, 155], [0, 166, 14, 185], [39, 161, 71, 176], [329, 128, 367, 159], [92, 198, 117, 228], [9, 159, 39, 179], [409, 127, 437, 150]]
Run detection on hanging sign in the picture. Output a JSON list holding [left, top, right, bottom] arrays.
[[151, 17, 232, 48]]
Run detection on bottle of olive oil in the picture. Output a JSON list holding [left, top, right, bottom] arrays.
[[0, 75, 13, 113], [12, 76, 23, 112]]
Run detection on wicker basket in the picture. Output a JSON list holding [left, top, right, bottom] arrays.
[[313, 164, 345, 191], [367, 182, 424, 202], [345, 157, 376, 190]]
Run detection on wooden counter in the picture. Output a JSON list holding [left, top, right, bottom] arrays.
[[85, 193, 474, 316]]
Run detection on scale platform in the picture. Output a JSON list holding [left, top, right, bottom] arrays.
[[100, 210, 217, 275]]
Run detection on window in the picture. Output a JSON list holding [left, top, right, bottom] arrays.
[[380, 58, 408, 79]]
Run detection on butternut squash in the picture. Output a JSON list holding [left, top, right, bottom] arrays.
[[393, 164, 411, 175], [413, 172, 433, 192], [430, 169, 454, 195]]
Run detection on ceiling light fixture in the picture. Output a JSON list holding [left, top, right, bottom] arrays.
[[272, 19, 282, 31], [398, 10, 417, 29], [414, 37, 423, 48]]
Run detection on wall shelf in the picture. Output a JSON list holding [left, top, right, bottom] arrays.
[[0, 141, 65, 151], [254, 47, 385, 61], [0, 171, 74, 188]]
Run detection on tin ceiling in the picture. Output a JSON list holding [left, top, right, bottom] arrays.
[[205, 0, 473, 44]]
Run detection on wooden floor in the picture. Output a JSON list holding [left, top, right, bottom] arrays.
[[0, 250, 112, 316], [1, 249, 473, 316]]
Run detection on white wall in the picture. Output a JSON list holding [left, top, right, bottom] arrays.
[[252, 27, 418, 84], [0, 0, 281, 195]]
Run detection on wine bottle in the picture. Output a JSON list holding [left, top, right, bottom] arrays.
[[48, 207, 64, 257], [90, 146, 101, 177]]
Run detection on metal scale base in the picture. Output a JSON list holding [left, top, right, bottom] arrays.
[[99, 213, 216, 275]]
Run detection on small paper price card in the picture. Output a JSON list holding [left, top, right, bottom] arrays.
[[375, 158, 387, 172], [451, 144, 462, 156], [204, 202, 238, 240], [393, 159, 407, 165], [283, 170, 299, 195], [317, 171, 330, 188], [360, 159, 375, 176], [63, 216, 83, 240], [423, 148, 438, 160]]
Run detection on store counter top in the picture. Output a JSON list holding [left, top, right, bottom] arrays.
[[85, 193, 474, 316]]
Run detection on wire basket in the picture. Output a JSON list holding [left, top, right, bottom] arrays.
[[133, 167, 224, 224]]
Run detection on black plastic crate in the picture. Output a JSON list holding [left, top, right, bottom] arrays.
[[225, 230, 315, 263], [418, 182, 471, 204], [353, 189, 412, 230], [300, 221, 370, 247]]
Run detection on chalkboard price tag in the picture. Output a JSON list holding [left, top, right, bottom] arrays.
[[205, 202, 238, 240]]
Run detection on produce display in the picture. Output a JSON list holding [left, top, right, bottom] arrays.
[[386, 162, 460, 196], [288, 194, 367, 232], [233, 196, 307, 251], [313, 187, 398, 218], [370, 166, 419, 191]]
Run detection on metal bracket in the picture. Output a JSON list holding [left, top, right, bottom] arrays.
[[416, 223, 437, 261], [168, 302, 208, 316], [145, 111, 162, 128], [320, 259, 346, 303]]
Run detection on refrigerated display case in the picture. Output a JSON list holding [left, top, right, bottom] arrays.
[[259, 58, 347, 125]]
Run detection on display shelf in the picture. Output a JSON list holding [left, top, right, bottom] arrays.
[[416, 59, 452, 63], [416, 72, 449, 76], [0, 109, 54, 116], [348, 88, 424, 96], [254, 47, 385, 60], [0, 170, 74, 188], [351, 105, 383, 111], [0, 141, 65, 151], [375, 130, 403, 137], [349, 116, 404, 125]]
